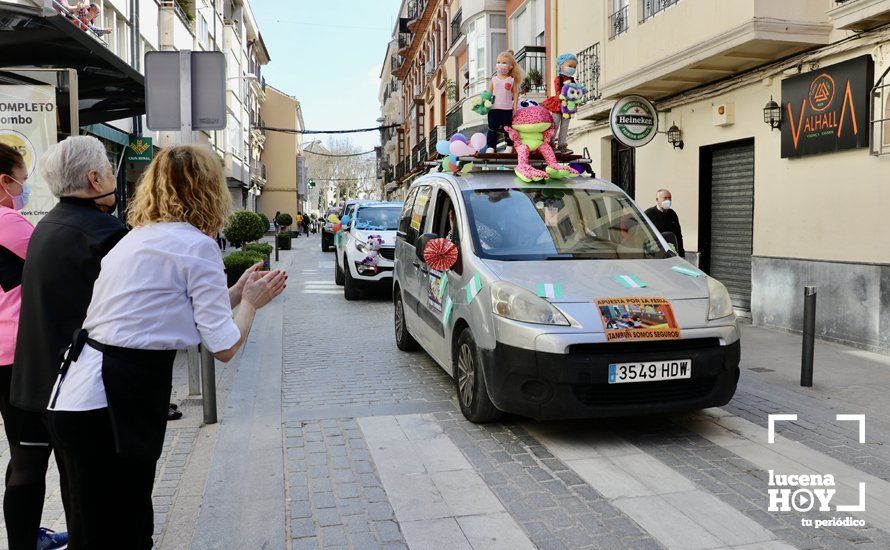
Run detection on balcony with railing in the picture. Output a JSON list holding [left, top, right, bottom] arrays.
[[640, 0, 680, 22], [609, 4, 629, 39], [446, 107, 463, 138], [428, 126, 444, 155], [601, 0, 832, 100], [828, 0, 890, 30], [51, 0, 109, 44], [450, 9, 462, 47], [515, 46, 547, 95], [415, 139, 427, 165], [576, 43, 602, 106]]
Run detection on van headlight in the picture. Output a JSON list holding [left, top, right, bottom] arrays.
[[490, 282, 570, 326], [707, 276, 734, 320]]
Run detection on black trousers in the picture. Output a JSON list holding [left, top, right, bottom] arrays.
[[486, 108, 515, 151], [49, 409, 156, 550], [0, 366, 72, 550]]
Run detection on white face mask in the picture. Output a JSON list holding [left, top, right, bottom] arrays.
[[496, 63, 510, 75], [661, 199, 672, 210]]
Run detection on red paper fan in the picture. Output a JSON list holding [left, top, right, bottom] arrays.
[[424, 238, 459, 271]]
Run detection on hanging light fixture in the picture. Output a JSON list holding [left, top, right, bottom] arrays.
[[763, 96, 783, 130], [667, 122, 684, 150]]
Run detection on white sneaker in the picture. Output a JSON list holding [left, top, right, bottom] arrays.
[[485, 147, 495, 154], [505, 146, 514, 154]]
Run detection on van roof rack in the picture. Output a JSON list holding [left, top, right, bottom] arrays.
[[424, 152, 592, 172]]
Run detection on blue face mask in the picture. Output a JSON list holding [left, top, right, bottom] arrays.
[[4, 177, 29, 211], [561, 67, 576, 77]]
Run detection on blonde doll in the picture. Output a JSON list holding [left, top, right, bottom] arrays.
[[486, 50, 524, 154]]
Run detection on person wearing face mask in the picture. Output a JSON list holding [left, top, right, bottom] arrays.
[[9, 136, 126, 546], [485, 50, 523, 154], [644, 188, 685, 257], [542, 53, 579, 153], [0, 143, 70, 550]]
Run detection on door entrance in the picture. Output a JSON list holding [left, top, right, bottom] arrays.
[[610, 138, 635, 198], [699, 139, 755, 312]]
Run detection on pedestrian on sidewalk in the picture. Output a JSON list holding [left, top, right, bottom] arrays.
[[301, 214, 309, 237], [216, 230, 227, 251], [644, 188, 685, 257], [46, 145, 286, 549], [0, 144, 69, 550], [10, 136, 124, 550]]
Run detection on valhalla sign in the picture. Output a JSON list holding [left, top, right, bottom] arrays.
[[610, 95, 658, 148], [781, 55, 873, 158]]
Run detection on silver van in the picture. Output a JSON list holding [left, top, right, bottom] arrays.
[[393, 169, 740, 423]]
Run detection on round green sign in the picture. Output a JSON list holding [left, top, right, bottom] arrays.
[[610, 95, 658, 148]]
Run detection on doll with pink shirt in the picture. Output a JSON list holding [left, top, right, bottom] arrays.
[[485, 50, 524, 154]]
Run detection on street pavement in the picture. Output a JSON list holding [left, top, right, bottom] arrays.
[[1, 233, 889, 549]]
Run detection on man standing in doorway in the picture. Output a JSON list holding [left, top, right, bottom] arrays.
[[644, 188, 685, 257]]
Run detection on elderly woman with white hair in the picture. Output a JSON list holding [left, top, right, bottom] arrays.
[[11, 135, 125, 547]]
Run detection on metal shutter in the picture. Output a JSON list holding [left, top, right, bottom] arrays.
[[710, 142, 754, 311]]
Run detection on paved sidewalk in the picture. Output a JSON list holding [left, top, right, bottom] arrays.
[[1, 233, 889, 549]]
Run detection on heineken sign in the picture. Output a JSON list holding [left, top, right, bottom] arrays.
[[126, 136, 153, 162], [610, 95, 658, 148], [781, 55, 874, 158]]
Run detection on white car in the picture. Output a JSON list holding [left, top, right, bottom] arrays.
[[334, 201, 403, 300]]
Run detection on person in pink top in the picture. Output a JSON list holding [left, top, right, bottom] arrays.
[[0, 143, 68, 549], [485, 50, 523, 154]]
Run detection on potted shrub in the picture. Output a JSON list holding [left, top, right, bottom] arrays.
[[244, 242, 273, 269], [224, 210, 266, 250], [275, 213, 293, 232], [223, 250, 265, 287], [276, 230, 293, 251]]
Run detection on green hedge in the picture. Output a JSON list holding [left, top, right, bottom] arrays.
[[244, 242, 273, 256], [258, 213, 271, 232], [224, 211, 266, 248], [223, 250, 264, 276]]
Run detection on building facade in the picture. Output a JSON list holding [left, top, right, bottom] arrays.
[[0, 0, 280, 214], [381, 0, 511, 199], [259, 85, 304, 221]]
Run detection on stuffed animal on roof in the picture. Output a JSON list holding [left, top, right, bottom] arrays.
[[503, 104, 579, 182], [559, 82, 586, 119]]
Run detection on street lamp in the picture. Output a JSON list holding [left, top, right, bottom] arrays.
[[666, 122, 684, 150], [763, 96, 783, 130]]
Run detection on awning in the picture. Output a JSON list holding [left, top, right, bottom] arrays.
[[0, 3, 144, 125]]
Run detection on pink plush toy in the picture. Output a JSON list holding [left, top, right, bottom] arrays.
[[504, 105, 579, 182], [360, 234, 385, 266]]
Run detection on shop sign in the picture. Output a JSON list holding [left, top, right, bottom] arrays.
[[0, 85, 58, 225], [781, 55, 874, 158], [126, 136, 153, 163], [610, 95, 658, 148]]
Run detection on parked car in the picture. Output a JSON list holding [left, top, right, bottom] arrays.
[[393, 170, 740, 423], [321, 202, 354, 251], [334, 201, 403, 300]]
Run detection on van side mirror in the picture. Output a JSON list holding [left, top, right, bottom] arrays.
[[416, 232, 438, 262], [661, 231, 679, 253]]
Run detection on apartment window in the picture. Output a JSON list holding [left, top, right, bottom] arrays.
[[610, 0, 629, 39], [467, 17, 487, 93], [198, 14, 210, 49], [509, 0, 545, 51], [640, 0, 680, 22]]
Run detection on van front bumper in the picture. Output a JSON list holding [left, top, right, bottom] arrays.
[[479, 337, 740, 420]]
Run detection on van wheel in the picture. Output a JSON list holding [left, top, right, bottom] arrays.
[[343, 262, 361, 301], [334, 258, 345, 286], [394, 290, 419, 351], [455, 329, 500, 423]]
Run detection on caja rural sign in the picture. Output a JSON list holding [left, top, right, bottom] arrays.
[[781, 55, 874, 158], [610, 95, 658, 148]]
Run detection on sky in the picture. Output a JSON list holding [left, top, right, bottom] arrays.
[[252, 0, 403, 152]]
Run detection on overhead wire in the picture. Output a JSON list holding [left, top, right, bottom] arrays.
[[257, 124, 398, 135]]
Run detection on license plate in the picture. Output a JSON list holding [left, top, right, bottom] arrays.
[[608, 359, 692, 384]]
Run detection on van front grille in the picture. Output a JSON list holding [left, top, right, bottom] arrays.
[[572, 376, 717, 407]]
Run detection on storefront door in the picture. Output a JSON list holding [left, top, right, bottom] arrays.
[[610, 138, 635, 198], [700, 139, 755, 313]]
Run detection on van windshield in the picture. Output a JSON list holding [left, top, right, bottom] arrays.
[[354, 206, 401, 231], [462, 188, 669, 261]]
